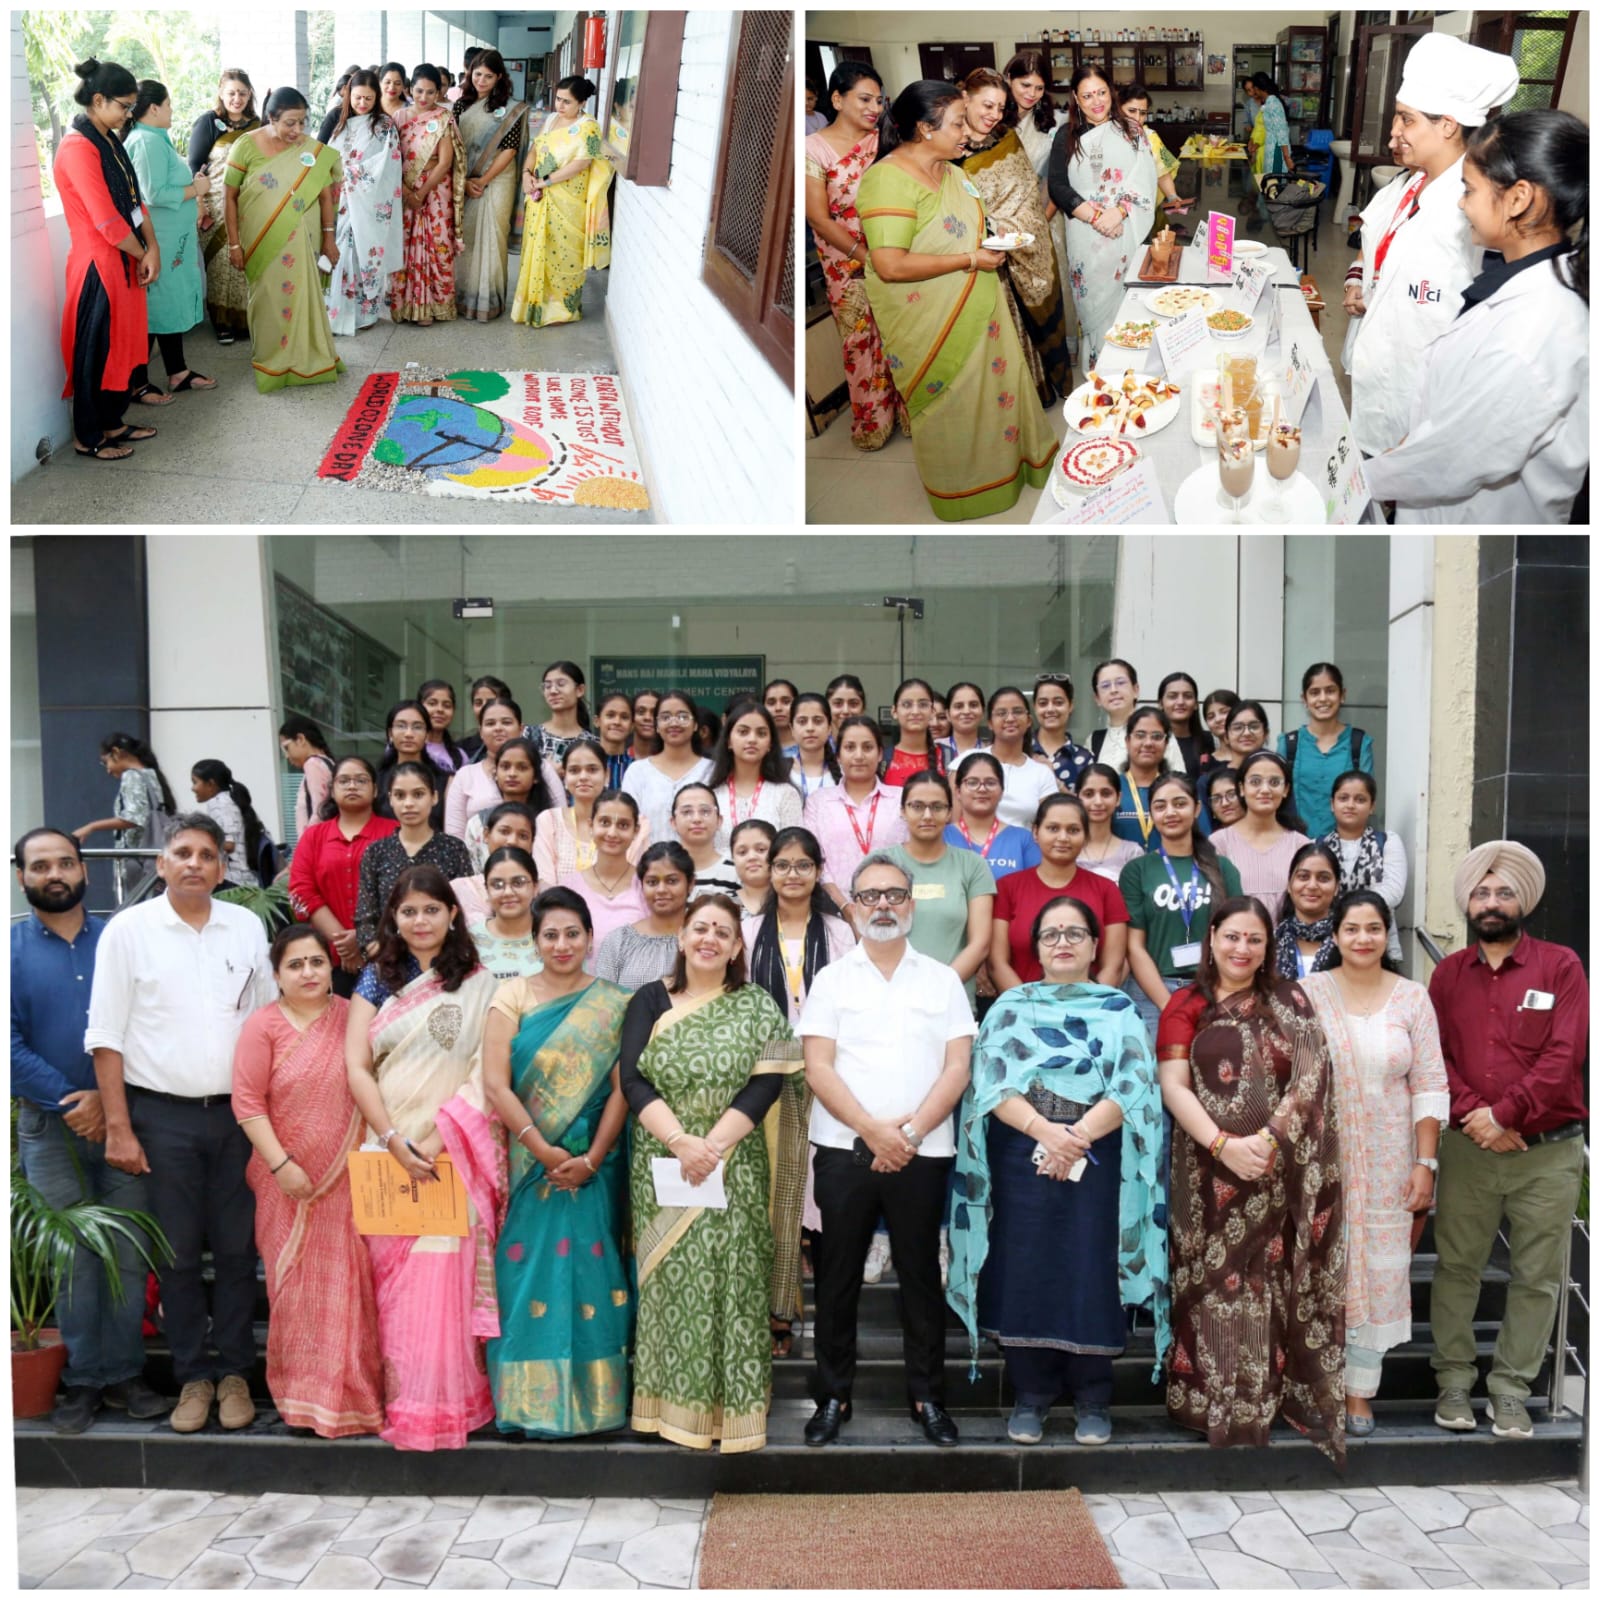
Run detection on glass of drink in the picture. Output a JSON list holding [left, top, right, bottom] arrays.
[[1260, 421, 1303, 522], [1215, 404, 1250, 506], [1216, 430, 1254, 522]]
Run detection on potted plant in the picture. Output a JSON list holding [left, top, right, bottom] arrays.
[[11, 1121, 172, 1420]]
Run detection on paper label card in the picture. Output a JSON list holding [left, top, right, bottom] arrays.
[[1282, 337, 1318, 426], [1051, 457, 1168, 525], [348, 1150, 469, 1236], [1206, 212, 1235, 276], [1231, 257, 1272, 314], [1323, 427, 1372, 525], [651, 1156, 730, 1210], [1156, 308, 1210, 374]]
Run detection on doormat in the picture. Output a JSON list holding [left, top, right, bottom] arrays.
[[317, 367, 650, 510], [696, 1489, 1123, 1589]]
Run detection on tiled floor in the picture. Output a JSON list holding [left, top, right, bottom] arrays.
[[15, 1478, 1588, 1589], [806, 219, 1360, 526], [14, 1490, 704, 1590]]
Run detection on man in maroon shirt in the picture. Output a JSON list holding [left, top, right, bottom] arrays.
[[1428, 840, 1587, 1440]]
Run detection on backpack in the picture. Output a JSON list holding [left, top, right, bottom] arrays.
[[1284, 726, 1366, 773], [252, 827, 281, 887]]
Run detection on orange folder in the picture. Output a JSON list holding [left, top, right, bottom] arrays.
[[346, 1149, 469, 1237]]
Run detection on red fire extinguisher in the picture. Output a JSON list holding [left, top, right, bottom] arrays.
[[583, 16, 606, 71]]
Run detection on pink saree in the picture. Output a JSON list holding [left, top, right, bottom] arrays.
[[363, 965, 506, 1450], [233, 999, 383, 1437]]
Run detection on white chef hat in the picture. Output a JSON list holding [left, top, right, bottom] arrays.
[[1396, 33, 1520, 127]]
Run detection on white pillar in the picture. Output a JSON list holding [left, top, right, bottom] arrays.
[[1386, 535, 1435, 972], [334, 11, 387, 76], [145, 536, 282, 838], [1112, 537, 1243, 708]]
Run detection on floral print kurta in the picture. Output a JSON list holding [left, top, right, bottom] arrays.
[[805, 129, 907, 450], [326, 114, 405, 334]]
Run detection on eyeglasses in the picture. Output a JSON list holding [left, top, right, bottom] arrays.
[[1035, 673, 1073, 687], [486, 875, 534, 892], [334, 775, 372, 787], [905, 801, 950, 817], [1230, 720, 1265, 735], [991, 707, 1028, 721], [674, 806, 716, 821], [658, 712, 694, 725], [1097, 677, 1133, 691], [1244, 775, 1286, 791], [1039, 925, 1093, 947], [113, 96, 138, 112], [770, 859, 817, 876], [897, 699, 933, 712], [1129, 731, 1168, 744], [1468, 886, 1520, 905], [852, 887, 911, 907], [960, 777, 1000, 791]]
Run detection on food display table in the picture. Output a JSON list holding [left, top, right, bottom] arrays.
[[1033, 265, 1378, 525], [1177, 136, 1248, 161]]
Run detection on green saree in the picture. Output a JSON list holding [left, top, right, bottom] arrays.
[[858, 159, 1059, 520], [629, 985, 796, 1453], [486, 976, 633, 1438], [225, 133, 347, 393]]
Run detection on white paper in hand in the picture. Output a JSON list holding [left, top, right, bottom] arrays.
[[651, 1156, 729, 1209]]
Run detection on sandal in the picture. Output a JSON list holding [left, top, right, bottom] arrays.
[[132, 383, 177, 406], [770, 1318, 794, 1359], [106, 424, 158, 443], [169, 371, 217, 392], [73, 440, 134, 460], [216, 328, 236, 345]]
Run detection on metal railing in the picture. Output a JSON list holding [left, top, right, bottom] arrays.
[[9, 847, 163, 923]]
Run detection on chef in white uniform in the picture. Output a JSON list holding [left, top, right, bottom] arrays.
[[1362, 109, 1588, 525], [1341, 34, 1520, 457]]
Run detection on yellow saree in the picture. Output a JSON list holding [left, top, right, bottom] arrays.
[[511, 114, 613, 328]]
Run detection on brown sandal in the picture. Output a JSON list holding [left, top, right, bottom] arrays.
[[73, 440, 133, 460], [770, 1318, 794, 1359]]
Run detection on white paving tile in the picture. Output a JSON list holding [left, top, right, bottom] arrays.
[[459, 1499, 549, 1546], [616, 1523, 699, 1588], [1276, 1491, 1358, 1535], [1196, 1549, 1292, 1589], [300, 1555, 382, 1589], [246, 1581, 297, 1591], [496, 1522, 583, 1586], [1232, 1509, 1333, 1573], [1549, 1524, 1589, 1551], [1540, 1564, 1589, 1585], [1349, 1508, 1464, 1572], [1082, 1494, 1126, 1538], [90, 1489, 163, 1510], [1160, 1491, 1241, 1538], [1111, 1556, 1166, 1589], [1418, 1576, 1477, 1591], [578, 1500, 659, 1545], [26, 1488, 122, 1527], [118, 1574, 173, 1588], [1322, 1547, 1433, 1589], [19, 1512, 126, 1580], [1383, 1488, 1472, 1533], [561, 1556, 639, 1589], [1462, 1506, 1575, 1567], [217, 1493, 324, 1541], [343, 1497, 437, 1542], [171, 1551, 256, 1589], [370, 1518, 466, 1585], [1488, 1483, 1586, 1528], [248, 1517, 354, 1582], [1291, 1575, 1348, 1590], [1191, 1534, 1238, 1551], [107, 1491, 223, 1538], [126, 1514, 238, 1580], [650, 1499, 706, 1514], [1445, 1544, 1560, 1589], [38, 1549, 131, 1589], [1112, 1513, 1208, 1581], [434, 1556, 513, 1588]]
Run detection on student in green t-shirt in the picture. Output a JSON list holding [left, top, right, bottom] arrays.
[[1120, 772, 1242, 1045], [884, 769, 996, 1011]]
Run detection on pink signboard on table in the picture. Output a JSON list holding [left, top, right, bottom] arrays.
[[1206, 212, 1235, 281]]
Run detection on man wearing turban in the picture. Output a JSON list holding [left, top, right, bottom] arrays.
[[1426, 839, 1587, 1440]]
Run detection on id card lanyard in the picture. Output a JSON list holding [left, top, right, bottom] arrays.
[[1158, 846, 1201, 935], [1129, 780, 1155, 845]]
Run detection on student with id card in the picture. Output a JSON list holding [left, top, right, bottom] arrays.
[[1427, 841, 1589, 1442], [1119, 775, 1242, 1045]]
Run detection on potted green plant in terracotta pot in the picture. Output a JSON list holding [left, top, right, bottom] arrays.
[[11, 1117, 171, 1420]]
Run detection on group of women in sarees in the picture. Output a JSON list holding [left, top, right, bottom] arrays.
[[232, 861, 807, 1452]]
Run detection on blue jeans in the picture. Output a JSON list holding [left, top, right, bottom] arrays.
[[17, 1104, 152, 1391]]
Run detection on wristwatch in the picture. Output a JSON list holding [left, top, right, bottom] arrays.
[[899, 1122, 923, 1151], [1416, 1156, 1439, 1173]]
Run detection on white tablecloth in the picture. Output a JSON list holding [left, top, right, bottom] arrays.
[[1033, 272, 1379, 524]]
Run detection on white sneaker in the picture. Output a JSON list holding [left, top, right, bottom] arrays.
[[939, 1228, 951, 1289], [863, 1235, 891, 1284]]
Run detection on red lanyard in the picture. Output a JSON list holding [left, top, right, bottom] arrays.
[[726, 777, 763, 829], [845, 790, 881, 855], [958, 816, 1002, 858], [1372, 175, 1426, 287]]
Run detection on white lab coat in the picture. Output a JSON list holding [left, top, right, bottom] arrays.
[[1360, 251, 1588, 524], [1341, 157, 1482, 456]]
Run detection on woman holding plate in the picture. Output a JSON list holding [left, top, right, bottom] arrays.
[[858, 79, 1059, 521], [956, 68, 1070, 408], [1047, 66, 1156, 372]]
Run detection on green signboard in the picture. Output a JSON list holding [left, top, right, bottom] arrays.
[[593, 655, 766, 713]]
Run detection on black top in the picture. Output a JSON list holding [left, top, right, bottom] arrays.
[[188, 110, 258, 175], [1458, 243, 1573, 318], [374, 765, 448, 835], [1046, 126, 1087, 218], [618, 982, 785, 1124], [354, 829, 475, 949], [317, 106, 341, 145]]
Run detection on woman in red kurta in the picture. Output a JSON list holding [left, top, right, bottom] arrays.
[[54, 59, 156, 459]]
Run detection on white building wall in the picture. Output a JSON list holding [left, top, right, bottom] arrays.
[[334, 11, 389, 77], [147, 537, 283, 839], [388, 11, 426, 68], [1387, 534, 1435, 971], [11, 16, 70, 478], [219, 12, 309, 98], [604, 11, 795, 524]]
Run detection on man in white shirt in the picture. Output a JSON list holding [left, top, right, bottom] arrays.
[[800, 852, 974, 1449], [88, 814, 275, 1436]]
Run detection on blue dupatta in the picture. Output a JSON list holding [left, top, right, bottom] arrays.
[[947, 980, 1171, 1377]]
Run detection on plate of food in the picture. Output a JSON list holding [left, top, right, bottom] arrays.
[[1063, 369, 1183, 437], [1051, 438, 1142, 508], [982, 231, 1035, 250], [1233, 238, 1268, 258], [1148, 286, 1216, 318], [1207, 309, 1255, 340], [1105, 318, 1158, 351]]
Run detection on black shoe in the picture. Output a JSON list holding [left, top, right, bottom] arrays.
[[50, 1386, 103, 1434], [103, 1376, 172, 1419], [804, 1398, 851, 1446], [911, 1400, 959, 1447]]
